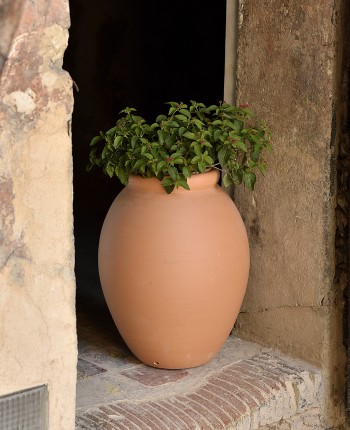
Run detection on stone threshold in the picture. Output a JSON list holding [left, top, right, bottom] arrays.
[[75, 324, 322, 430]]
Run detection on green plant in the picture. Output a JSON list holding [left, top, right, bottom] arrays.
[[88, 100, 272, 194]]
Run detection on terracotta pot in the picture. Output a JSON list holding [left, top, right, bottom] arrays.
[[98, 170, 249, 369]]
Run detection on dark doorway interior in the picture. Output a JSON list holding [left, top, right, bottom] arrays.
[[63, 0, 226, 325]]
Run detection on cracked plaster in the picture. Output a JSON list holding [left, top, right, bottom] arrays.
[[0, 0, 76, 429]]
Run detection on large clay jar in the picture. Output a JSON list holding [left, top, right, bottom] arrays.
[[98, 169, 249, 369]]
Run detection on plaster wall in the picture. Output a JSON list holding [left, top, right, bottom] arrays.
[[233, 0, 347, 426], [0, 1, 77, 428]]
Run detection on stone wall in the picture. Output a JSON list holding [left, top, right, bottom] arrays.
[[233, 1, 348, 427], [0, 0, 76, 428]]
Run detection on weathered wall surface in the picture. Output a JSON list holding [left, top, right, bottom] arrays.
[[233, 1, 347, 427], [0, 1, 76, 428]]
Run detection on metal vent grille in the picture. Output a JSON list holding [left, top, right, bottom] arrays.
[[0, 385, 48, 430]]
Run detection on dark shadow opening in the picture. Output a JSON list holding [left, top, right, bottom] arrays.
[[63, 0, 226, 348]]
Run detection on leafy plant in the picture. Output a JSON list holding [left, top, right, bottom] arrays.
[[88, 100, 272, 194]]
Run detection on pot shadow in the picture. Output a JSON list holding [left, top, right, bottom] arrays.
[[74, 218, 138, 365]]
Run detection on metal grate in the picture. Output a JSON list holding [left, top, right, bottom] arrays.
[[0, 385, 48, 430]]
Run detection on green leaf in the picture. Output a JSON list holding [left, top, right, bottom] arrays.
[[191, 155, 201, 164], [234, 140, 247, 152], [161, 177, 174, 186], [120, 107, 137, 115], [105, 163, 114, 178], [183, 131, 197, 140], [90, 135, 103, 146], [156, 161, 166, 171], [168, 166, 178, 180], [191, 142, 202, 155], [258, 162, 267, 173], [223, 173, 234, 187], [131, 115, 144, 124], [106, 125, 118, 135], [192, 119, 203, 129], [164, 184, 175, 194], [175, 114, 188, 122], [133, 159, 147, 170], [115, 166, 128, 185], [206, 104, 217, 112], [198, 161, 206, 173], [173, 157, 184, 164], [204, 155, 214, 164], [193, 142, 202, 156], [101, 146, 110, 160], [243, 172, 256, 190], [200, 139, 212, 148], [182, 166, 192, 178], [150, 122, 159, 130], [179, 109, 191, 118], [225, 121, 238, 130], [114, 135, 123, 146], [230, 170, 243, 184], [177, 179, 190, 190], [157, 129, 165, 144], [251, 151, 260, 162], [213, 129, 223, 141], [156, 115, 167, 123], [178, 127, 186, 137], [218, 148, 230, 166], [161, 177, 175, 194]]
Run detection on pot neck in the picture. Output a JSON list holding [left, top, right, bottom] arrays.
[[127, 170, 220, 193]]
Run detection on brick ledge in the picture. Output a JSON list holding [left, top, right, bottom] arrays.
[[76, 336, 321, 430]]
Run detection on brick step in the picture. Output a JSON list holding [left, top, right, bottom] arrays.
[[76, 334, 322, 430]]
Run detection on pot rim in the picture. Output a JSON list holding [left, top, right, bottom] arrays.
[[127, 169, 220, 193]]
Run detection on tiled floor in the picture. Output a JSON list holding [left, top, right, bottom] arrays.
[[74, 224, 322, 429]]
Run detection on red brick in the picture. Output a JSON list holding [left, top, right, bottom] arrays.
[[79, 411, 121, 430], [148, 401, 196, 430], [176, 395, 224, 429], [200, 385, 250, 417], [121, 367, 188, 386], [224, 365, 283, 390], [188, 392, 231, 428], [117, 404, 158, 430], [203, 381, 253, 416], [110, 404, 157, 430], [77, 358, 108, 380], [143, 402, 182, 430], [101, 404, 150, 430], [240, 357, 289, 388], [250, 353, 303, 376], [210, 373, 267, 403], [170, 396, 216, 430], [248, 356, 293, 376], [161, 398, 199, 430]]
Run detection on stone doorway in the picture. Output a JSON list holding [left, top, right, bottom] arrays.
[[63, 0, 227, 303], [1, 1, 349, 428], [63, 0, 228, 417]]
